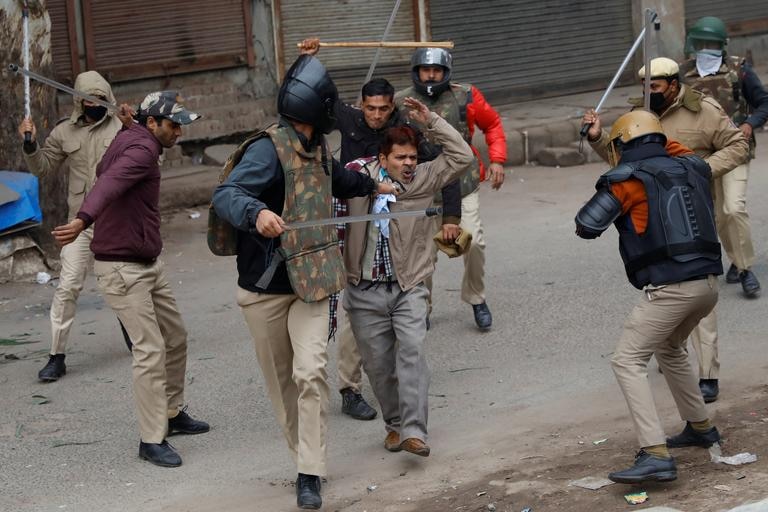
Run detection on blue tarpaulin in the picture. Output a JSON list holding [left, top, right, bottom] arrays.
[[0, 171, 43, 232]]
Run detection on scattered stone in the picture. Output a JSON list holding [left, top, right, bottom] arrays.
[[713, 452, 758, 466], [624, 491, 648, 504], [487, 504, 496, 511], [476, 491, 487, 497], [592, 438, 608, 445], [714, 485, 732, 491], [535, 147, 586, 167], [366, 484, 377, 492], [569, 476, 614, 490]]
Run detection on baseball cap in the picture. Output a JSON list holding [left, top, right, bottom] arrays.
[[137, 90, 201, 125]]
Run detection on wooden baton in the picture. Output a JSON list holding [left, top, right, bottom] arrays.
[[296, 41, 454, 49]]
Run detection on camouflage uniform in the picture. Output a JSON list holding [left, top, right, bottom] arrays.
[[212, 122, 374, 477]]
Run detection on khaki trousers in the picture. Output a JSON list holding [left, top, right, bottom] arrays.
[[94, 260, 187, 444], [611, 276, 717, 448], [714, 163, 754, 271], [237, 287, 330, 477], [336, 304, 363, 392], [344, 281, 431, 441], [50, 227, 94, 354], [689, 308, 719, 379], [426, 189, 487, 311]]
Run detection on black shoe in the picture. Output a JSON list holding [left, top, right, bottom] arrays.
[[118, 319, 133, 352], [739, 270, 761, 298], [699, 379, 719, 403], [340, 388, 377, 421], [139, 440, 182, 467], [472, 303, 492, 331], [38, 354, 66, 382], [168, 407, 210, 435], [666, 421, 721, 448], [608, 450, 677, 484], [296, 473, 322, 510], [725, 264, 740, 284]]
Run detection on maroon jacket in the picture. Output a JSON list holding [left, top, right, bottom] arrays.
[[77, 123, 162, 263]]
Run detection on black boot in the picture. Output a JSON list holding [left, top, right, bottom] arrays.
[[608, 450, 677, 484], [699, 379, 719, 403], [666, 421, 721, 448], [739, 270, 761, 298], [296, 473, 322, 510], [725, 264, 740, 283], [340, 388, 377, 420], [38, 354, 66, 382], [168, 407, 210, 435], [472, 303, 492, 331], [139, 440, 182, 467]]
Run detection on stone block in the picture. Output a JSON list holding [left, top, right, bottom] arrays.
[[524, 126, 551, 164], [547, 122, 577, 147], [535, 146, 586, 167]]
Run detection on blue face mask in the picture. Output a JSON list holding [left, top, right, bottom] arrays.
[[696, 49, 723, 77]]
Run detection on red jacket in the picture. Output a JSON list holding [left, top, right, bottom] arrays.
[[466, 85, 507, 181]]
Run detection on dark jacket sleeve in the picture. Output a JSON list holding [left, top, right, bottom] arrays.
[[741, 64, 768, 129], [440, 179, 462, 224], [331, 157, 376, 199], [211, 138, 279, 232], [77, 143, 154, 227]]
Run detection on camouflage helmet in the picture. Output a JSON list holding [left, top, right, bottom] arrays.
[[607, 111, 666, 166], [685, 16, 728, 55], [411, 47, 452, 97], [278, 55, 338, 134]]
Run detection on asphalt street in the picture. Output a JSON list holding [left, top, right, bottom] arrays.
[[1, 132, 766, 512]]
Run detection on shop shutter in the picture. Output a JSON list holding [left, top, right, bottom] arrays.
[[48, 0, 79, 84]]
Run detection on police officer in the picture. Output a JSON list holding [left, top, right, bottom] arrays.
[[679, 16, 768, 298], [396, 48, 508, 331], [18, 71, 125, 382], [576, 111, 722, 484], [583, 57, 749, 403], [212, 55, 395, 510]]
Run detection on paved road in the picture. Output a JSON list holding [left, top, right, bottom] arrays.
[[1, 133, 766, 512]]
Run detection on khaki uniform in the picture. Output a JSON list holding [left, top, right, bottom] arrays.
[[23, 71, 122, 355], [591, 84, 749, 380], [680, 58, 756, 273]]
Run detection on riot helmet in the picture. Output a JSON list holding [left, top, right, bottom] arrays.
[[278, 55, 338, 134], [685, 16, 728, 55], [411, 47, 452, 97], [608, 111, 667, 166]]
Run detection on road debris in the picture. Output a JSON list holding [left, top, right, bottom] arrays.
[[476, 491, 487, 497], [36, 271, 51, 284], [624, 491, 648, 504], [31, 394, 49, 405], [713, 452, 758, 466], [713, 484, 732, 491], [568, 476, 614, 490], [367, 484, 377, 492], [187, 210, 201, 219], [592, 438, 608, 445], [487, 504, 496, 511]]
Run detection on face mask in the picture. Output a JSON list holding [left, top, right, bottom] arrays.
[[650, 92, 667, 111], [696, 49, 723, 77], [84, 105, 108, 121]]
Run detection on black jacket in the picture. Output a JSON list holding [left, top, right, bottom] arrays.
[[334, 100, 462, 224]]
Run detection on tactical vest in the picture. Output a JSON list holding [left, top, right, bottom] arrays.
[[396, 84, 480, 197], [208, 124, 345, 303], [598, 155, 722, 289], [680, 56, 754, 157]]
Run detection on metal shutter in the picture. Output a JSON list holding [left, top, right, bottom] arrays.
[[276, 0, 418, 101], [429, 0, 635, 103], [48, 0, 79, 84], [685, 0, 768, 35], [81, 0, 254, 82]]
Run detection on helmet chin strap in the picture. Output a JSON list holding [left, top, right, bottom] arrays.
[[426, 85, 433, 96]]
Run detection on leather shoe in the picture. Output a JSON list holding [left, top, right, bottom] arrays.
[[608, 449, 677, 484], [400, 437, 430, 457], [666, 421, 721, 448], [739, 270, 761, 298], [725, 264, 740, 283], [699, 379, 719, 403], [38, 354, 66, 382], [472, 303, 492, 331], [139, 440, 181, 467], [341, 388, 377, 420], [168, 407, 210, 435], [384, 431, 402, 452], [296, 473, 322, 510]]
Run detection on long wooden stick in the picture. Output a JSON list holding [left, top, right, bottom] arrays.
[[296, 41, 454, 49]]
